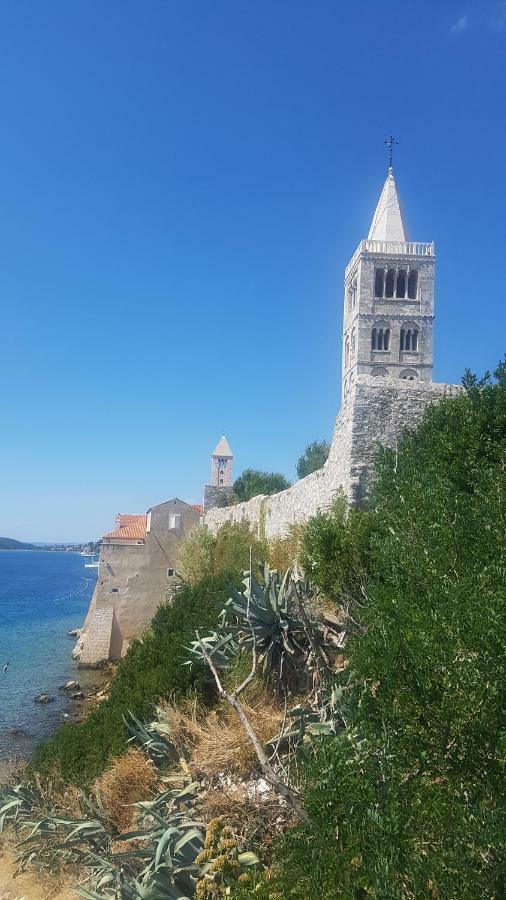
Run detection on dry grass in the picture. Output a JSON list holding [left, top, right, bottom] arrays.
[[156, 696, 284, 778], [267, 525, 306, 576], [201, 787, 296, 850], [94, 748, 159, 833], [0, 755, 27, 788]]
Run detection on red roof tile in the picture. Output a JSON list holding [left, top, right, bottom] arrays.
[[191, 504, 204, 516], [103, 514, 147, 542]]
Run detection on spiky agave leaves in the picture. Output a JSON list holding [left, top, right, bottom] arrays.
[[75, 784, 205, 898], [225, 564, 306, 671], [123, 710, 177, 766]]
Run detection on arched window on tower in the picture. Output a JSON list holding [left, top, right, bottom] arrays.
[[400, 368, 418, 380], [345, 335, 350, 367], [351, 327, 356, 357], [401, 324, 419, 352], [396, 269, 406, 298], [408, 269, 418, 299], [374, 268, 385, 297], [372, 322, 390, 352], [385, 268, 396, 298]]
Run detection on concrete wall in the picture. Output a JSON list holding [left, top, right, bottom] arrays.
[[76, 498, 200, 665], [205, 376, 459, 538]]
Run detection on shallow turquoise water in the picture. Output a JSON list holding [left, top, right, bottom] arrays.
[[0, 550, 97, 758]]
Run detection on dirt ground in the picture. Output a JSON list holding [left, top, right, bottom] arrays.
[[0, 843, 75, 900]]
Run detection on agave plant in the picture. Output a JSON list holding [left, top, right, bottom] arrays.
[[77, 781, 205, 898], [187, 564, 319, 690], [123, 710, 177, 766], [266, 683, 346, 755]]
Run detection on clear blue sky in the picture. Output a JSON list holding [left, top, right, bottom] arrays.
[[0, 1, 504, 542]]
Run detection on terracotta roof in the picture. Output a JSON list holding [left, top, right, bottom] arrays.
[[191, 504, 204, 516], [103, 514, 147, 542]]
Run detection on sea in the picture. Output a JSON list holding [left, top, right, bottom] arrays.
[[0, 550, 98, 760]]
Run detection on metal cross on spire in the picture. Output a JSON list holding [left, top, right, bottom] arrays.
[[384, 133, 398, 169]]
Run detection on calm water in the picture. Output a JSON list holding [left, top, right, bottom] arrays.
[[0, 551, 97, 759]]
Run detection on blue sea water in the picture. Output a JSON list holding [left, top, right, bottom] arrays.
[[0, 551, 98, 759]]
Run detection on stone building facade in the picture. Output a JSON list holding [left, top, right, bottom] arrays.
[[75, 499, 201, 666], [205, 166, 457, 538]]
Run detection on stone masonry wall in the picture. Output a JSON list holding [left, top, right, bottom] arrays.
[[205, 376, 459, 538]]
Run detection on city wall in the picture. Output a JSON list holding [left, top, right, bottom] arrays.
[[205, 376, 459, 538]]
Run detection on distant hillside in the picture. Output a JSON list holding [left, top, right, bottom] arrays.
[[0, 537, 38, 551]]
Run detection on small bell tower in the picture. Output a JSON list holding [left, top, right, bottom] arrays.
[[211, 435, 233, 487], [203, 435, 234, 512], [342, 142, 435, 402]]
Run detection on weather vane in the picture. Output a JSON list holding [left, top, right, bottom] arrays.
[[384, 133, 398, 168]]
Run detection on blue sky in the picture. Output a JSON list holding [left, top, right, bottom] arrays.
[[0, 0, 505, 542]]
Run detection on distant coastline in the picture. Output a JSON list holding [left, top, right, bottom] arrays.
[[0, 537, 38, 551], [0, 537, 99, 553]]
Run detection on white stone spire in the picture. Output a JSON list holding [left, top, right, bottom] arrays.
[[367, 168, 409, 242]]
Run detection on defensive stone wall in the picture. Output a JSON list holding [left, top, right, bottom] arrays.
[[205, 376, 459, 538]]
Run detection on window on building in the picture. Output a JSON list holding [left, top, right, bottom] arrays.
[[396, 269, 406, 298], [372, 324, 390, 351], [167, 568, 175, 577], [371, 366, 388, 376], [408, 269, 418, 299], [401, 326, 419, 352], [351, 327, 356, 357], [374, 268, 385, 297], [385, 268, 396, 298], [168, 514, 181, 531], [400, 369, 418, 380], [345, 335, 350, 367]]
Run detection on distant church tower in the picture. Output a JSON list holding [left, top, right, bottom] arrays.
[[342, 165, 435, 403], [203, 435, 234, 512]]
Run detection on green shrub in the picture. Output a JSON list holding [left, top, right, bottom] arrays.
[[242, 363, 506, 898], [300, 492, 375, 605], [296, 439, 330, 479], [233, 468, 290, 501], [179, 521, 268, 586], [32, 574, 233, 785]]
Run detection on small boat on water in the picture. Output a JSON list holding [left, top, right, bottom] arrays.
[[84, 555, 99, 569]]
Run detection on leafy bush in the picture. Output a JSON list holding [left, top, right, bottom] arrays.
[[300, 492, 375, 605], [233, 468, 290, 502], [32, 575, 233, 785], [179, 522, 268, 586], [241, 363, 506, 898], [296, 440, 330, 479]]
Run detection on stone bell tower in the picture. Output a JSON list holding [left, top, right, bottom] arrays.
[[203, 435, 234, 512], [342, 164, 435, 403]]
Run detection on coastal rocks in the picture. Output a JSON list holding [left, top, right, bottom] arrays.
[[34, 692, 54, 704], [67, 628, 81, 638], [59, 680, 80, 693], [70, 691, 85, 701]]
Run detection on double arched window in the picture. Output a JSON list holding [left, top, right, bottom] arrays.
[[400, 326, 419, 352], [371, 323, 390, 351], [374, 267, 419, 299], [400, 369, 418, 380]]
